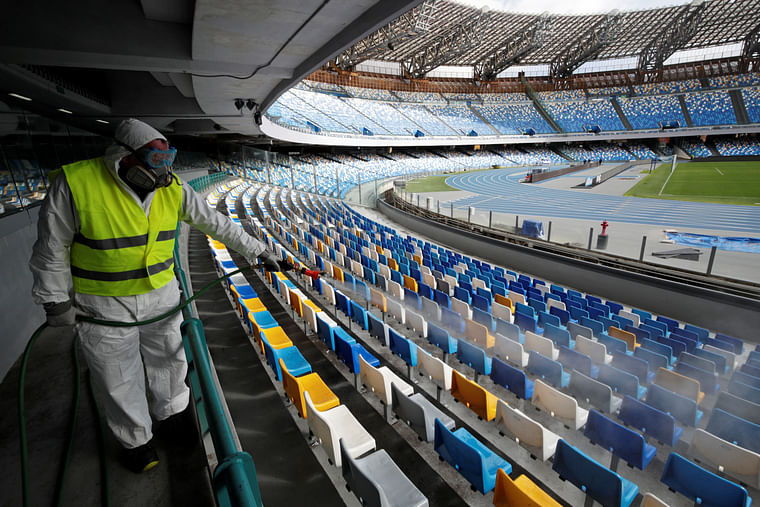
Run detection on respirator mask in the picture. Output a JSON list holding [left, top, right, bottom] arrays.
[[116, 140, 178, 191]]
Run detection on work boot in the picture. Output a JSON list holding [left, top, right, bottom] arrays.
[[156, 407, 198, 444], [122, 442, 159, 473]]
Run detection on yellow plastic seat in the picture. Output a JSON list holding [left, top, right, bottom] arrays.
[[289, 290, 304, 317], [333, 266, 344, 282], [253, 322, 291, 353], [494, 294, 513, 312], [280, 359, 340, 418], [388, 259, 398, 271], [303, 299, 322, 314], [493, 469, 561, 507], [275, 272, 287, 280], [655, 367, 704, 404], [451, 370, 498, 421], [402, 274, 418, 292], [241, 297, 265, 314]]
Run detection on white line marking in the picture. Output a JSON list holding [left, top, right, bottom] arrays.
[[659, 166, 675, 196], [715, 167, 724, 176]]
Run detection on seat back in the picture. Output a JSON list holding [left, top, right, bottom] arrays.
[[596, 333, 628, 356], [584, 409, 656, 470], [369, 287, 386, 312], [389, 328, 418, 367], [527, 351, 566, 388], [646, 383, 700, 427], [367, 313, 388, 346], [691, 429, 760, 489], [532, 379, 588, 429], [495, 400, 558, 461], [359, 355, 391, 405], [715, 391, 760, 425], [609, 326, 637, 350], [492, 302, 512, 323], [406, 309, 427, 337], [611, 353, 650, 384], [451, 370, 497, 421], [490, 357, 533, 399], [552, 439, 638, 507], [451, 298, 472, 321], [525, 331, 555, 359], [640, 338, 673, 363], [440, 306, 465, 333], [568, 370, 616, 414], [386, 297, 405, 324], [302, 302, 319, 333], [675, 361, 717, 394], [703, 344, 736, 370], [558, 346, 593, 378], [692, 348, 726, 374], [660, 452, 749, 507], [456, 339, 491, 376], [465, 319, 493, 349], [417, 348, 452, 391], [634, 346, 668, 372], [433, 419, 488, 493], [349, 301, 368, 330], [427, 322, 457, 355], [598, 363, 643, 399], [575, 335, 609, 365], [494, 333, 528, 367], [655, 367, 701, 402], [543, 323, 571, 348], [620, 395, 680, 446], [706, 408, 760, 454], [391, 383, 428, 441]]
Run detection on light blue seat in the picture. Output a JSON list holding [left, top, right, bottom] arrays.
[[660, 453, 751, 507], [349, 300, 369, 330], [262, 340, 311, 381], [640, 338, 675, 365], [684, 323, 709, 342], [619, 395, 682, 446], [544, 323, 573, 349], [250, 310, 278, 337], [733, 370, 760, 390], [597, 333, 628, 356], [490, 357, 534, 400], [527, 351, 570, 388], [597, 363, 646, 400], [335, 329, 379, 374], [584, 409, 657, 470], [706, 408, 760, 454], [433, 419, 511, 494], [646, 383, 703, 426], [634, 346, 669, 372], [552, 439, 639, 507], [611, 352, 653, 384], [427, 322, 457, 355], [440, 307, 465, 334], [714, 391, 760, 425], [456, 339, 492, 377], [514, 312, 537, 334]]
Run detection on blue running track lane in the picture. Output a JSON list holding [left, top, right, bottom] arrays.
[[444, 169, 760, 234]]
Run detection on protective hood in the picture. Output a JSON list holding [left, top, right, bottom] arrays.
[[103, 119, 167, 164]]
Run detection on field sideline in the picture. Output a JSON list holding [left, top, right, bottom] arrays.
[[625, 161, 760, 206]]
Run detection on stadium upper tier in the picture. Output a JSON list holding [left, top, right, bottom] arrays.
[[265, 74, 760, 139]]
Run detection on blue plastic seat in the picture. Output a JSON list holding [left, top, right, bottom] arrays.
[[537, 311, 560, 330], [335, 291, 351, 317], [514, 312, 536, 334], [624, 325, 650, 345], [715, 391, 760, 426], [262, 340, 311, 381], [543, 323, 573, 349], [684, 324, 709, 342], [611, 314, 633, 330], [660, 453, 751, 507], [471, 293, 490, 313], [316, 314, 338, 349], [611, 352, 653, 384], [456, 339, 492, 376], [404, 289, 421, 310], [597, 333, 628, 356], [675, 361, 719, 394], [433, 419, 512, 494], [580, 317, 604, 338], [440, 307, 465, 334], [597, 363, 646, 400], [634, 347, 669, 372], [335, 330, 379, 374], [656, 336, 685, 357], [734, 370, 760, 389], [715, 333, 744, 354], [584, 409, 656, 470], [706, 408, 760, 454], [605, 300, 623, 315], [434, 290, 451, 309], [349, 300, 369, 330], [490, 357, 534, 400], [427, 323, 458, 355], [472, 307, 495, 332], [640, 338, 675, 364], [646, 383, 703, 426], [549, 306, 570, 325], [527, 351, 570, 388], [693, 347, 728, 374], [643, 318, 668, 338], [740, 363, 760, 379], [389, 328, 418, 368], [552, 439, 639, 507], [367, 312, 388, 346], [568, 306, 588, 323], [558, 345, 598, 378], [619, 395, 682, 446], [704, 337, 737, 354]]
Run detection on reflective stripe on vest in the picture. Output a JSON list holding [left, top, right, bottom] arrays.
[[64, 157, 182, 296]]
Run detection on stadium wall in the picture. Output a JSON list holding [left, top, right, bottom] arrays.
[[376, 198, 760, 341]]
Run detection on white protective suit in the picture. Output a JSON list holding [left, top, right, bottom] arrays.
[[29, 119, 267, 449]]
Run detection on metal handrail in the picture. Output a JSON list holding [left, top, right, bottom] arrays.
[[171, 172, 263, 507]]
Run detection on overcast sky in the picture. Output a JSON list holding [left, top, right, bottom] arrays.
[[457, 0, 692, 15]]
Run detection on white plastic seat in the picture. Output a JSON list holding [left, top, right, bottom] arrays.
[[378, 264, 391, 280], [406, 310, 428, 338], [359, 355, 413, 406], [703, 344, 736, 371], [322, 281, 336, 306], [305, 392, 376, 468], [524, 331, 558, 360], [691, 428, 760, 488], [388, 280, 404, 300], [451, 298, 472, 321], [494, 333, 529, 368], [508, 292, 525, 306], [618, 309, 640, 327], [465, 319, 494, 349], [472, 278, 486, 291], [576, 335, 613, 365], [532, 379, 588, 430], [386, 298, 406, 325], [302, 301, 320, 333], [495, 399, 559, 461], [422, 272, 436, 289], [492, 302, 513, 324], [546, 299, 566, 312], [417, 348, 453, 392]]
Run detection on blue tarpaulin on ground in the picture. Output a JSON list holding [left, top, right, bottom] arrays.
[[664, 232, 760, 253], [522, 220, 544, 239]]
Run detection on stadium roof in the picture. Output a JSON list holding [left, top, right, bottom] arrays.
[[336, 0, 759, 77]]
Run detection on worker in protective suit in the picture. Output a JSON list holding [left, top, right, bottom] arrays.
[[29, 118, 281, 473]]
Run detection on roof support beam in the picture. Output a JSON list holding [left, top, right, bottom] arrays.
[[334, 0, 437, 70], [402, 7, 491, 79], [638, 0, 705, 80], [474, 15, 551, 81], [549, 11, 621, 80]]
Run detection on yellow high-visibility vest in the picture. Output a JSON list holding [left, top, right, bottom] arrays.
[[64, 157, 182, 296]]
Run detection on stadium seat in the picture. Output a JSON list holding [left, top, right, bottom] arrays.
[[495, 400, 559, 461], [427, 322, 458, 357], [316, 313, 339, 350], [334, 331, 379, 375], [304, 392, 375, 468], [633, 346, 669, 373], [611, 352, 653, 384], [524, 331, 558, 360], [645, 383, 703, 427], [281, 360, 340, 418], [619, 395, 682, 446], [492, 468, 560, 507], [451, 370, 498, 421], [261, 337, 311, 381], [584, 409, 657, 470], [389, 328, 418, 374], [359, 355, 413, 408], [690, 428, 760, 489], [433, 419, 512, 494], [655, 367, 703, 404], [703, 344, 736, 370], [465, 319, 495, 349], [456, 339, 492, 378], [558, 345, 598, 378], [714, 391, 760, 425], [568, 370, 622, 414], [489, 357, 534, 400], [575, 335, 612, 365], [641, 338, 675, 365], [552, 439, 639, 507], [532, 379, 588, 430], [660, 452, 750, 507], [705, 408, 760, 454], [494, 333, 529, 367], [597, 363, 647, 400], [527, 350, 570, 388], [417, 348, 453, 400], [258, 325, 293, 354], [391, 383, 454, 443]]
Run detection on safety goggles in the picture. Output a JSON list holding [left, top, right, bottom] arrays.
[[133, 146, 177, 169]]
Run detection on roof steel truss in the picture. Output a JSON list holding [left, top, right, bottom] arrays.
[[638, 0, 705, 73], [550, 11, 622, 79], [474, 15, 551, 81]]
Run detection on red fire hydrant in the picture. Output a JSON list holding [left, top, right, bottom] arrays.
[[597, 220, 609, 249], [600, 220, 609, 236]]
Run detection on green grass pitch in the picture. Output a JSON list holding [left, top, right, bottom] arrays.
[[625, 161, 760, 205]]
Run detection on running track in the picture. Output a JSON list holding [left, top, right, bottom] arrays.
[[444, 169, 760, 234]]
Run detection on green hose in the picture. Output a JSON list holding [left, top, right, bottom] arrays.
[[19, 264, 257, 507]]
